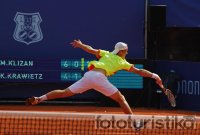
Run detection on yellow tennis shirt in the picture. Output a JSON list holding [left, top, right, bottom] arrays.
[[88, 50, 133, 76]]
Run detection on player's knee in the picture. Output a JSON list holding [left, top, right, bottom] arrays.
[[114, 94, 126, 103], [63, 88, 75, 97], [110, 91, 126, 103]]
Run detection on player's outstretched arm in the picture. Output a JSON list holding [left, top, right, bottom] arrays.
[[70, 39, 98, 56], [129, 66, 163, 87], [129, 66, 176, 107]]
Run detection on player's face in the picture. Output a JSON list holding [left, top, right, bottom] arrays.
[[122, 49, 128, 55], [119, 49, 128, 58], [124, 49, 128, 55]]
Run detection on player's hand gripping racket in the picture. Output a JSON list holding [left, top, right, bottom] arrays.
[[159, 84, 176, 107]]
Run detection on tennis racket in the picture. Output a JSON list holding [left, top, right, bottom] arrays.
[[159, 84, 176, 107]]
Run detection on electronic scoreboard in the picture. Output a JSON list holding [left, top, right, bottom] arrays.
[[0, 58, 143, 89]]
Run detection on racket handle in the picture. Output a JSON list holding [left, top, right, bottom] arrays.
[[159, 84, 167, 95]]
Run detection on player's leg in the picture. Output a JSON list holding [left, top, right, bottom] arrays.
[[26, 72, 92, 105], [45, 88, 74, 100], [109, 91, 133, 114], [92, 72, 133, 114], [26, 88, 75, 105], [110, 91, 148, 128]]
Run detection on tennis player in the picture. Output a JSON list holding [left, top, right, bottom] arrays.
[[26, 39, 163, 114]]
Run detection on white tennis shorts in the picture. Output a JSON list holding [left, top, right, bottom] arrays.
[[68, 70, 118, 96]]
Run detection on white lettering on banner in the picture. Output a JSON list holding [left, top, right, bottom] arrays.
[[0, 60, 33, 67], [0, 60, 6, 65], [0, 73, 43, 80], [177, 80, 200, 95]]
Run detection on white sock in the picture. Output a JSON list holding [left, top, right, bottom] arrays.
[[39, 95, 47, 101]]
